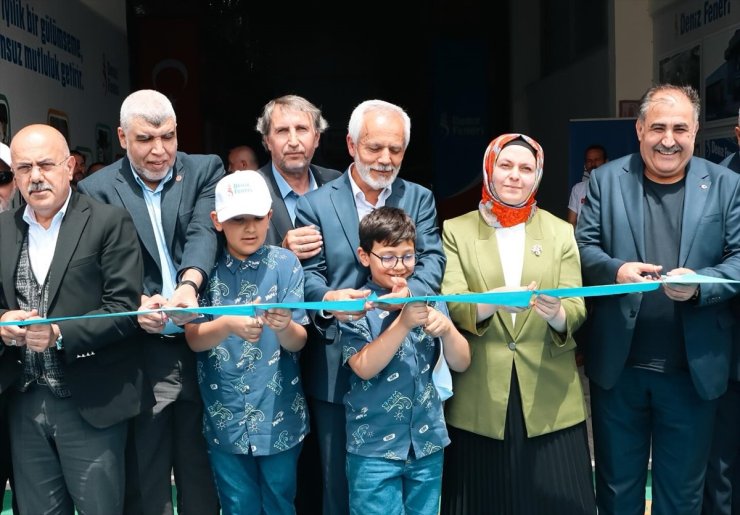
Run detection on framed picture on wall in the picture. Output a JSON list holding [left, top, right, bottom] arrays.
[[619, 100, 640, 118]]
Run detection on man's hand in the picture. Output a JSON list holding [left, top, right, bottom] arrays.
[[0, 309, 36, 347], [137, 294, 168, 334], [663, 267, 699, 301], [324, 289, 372, 322], [283, 225, 323, 259], [25, 319, 56, 353], [375, 276, 410, 312], [166, 284, 200, 326], [616, 262, 662, 284]]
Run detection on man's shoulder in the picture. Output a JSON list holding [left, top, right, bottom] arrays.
[[174, 152, 223, 175], [303, 172, 346, 200], [77, 162, 122, 196], [719, 152, 739, 172], [393, 178, 434, 203], [72, 191, 133, 221], [310, 164, 342, 182], [692, 155, 740, 180]]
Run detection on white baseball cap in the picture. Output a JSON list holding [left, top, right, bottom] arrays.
[[215, 170, 272, 222], [0, 143, 10, 168]]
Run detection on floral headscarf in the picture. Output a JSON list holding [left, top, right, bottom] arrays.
[[479, 133, 544, 228]]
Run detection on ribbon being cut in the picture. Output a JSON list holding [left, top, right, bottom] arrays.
[[0, 273, 736, 327]]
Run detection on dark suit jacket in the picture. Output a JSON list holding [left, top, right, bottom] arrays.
[[0, 192, 146, 428], [78, 152, 224, 296], [77, 152, 224, 393], [257, 163, 341, 246], [295, 170, 446, 403], [576, 153, 740, 400], [720, 151, 740, 382]]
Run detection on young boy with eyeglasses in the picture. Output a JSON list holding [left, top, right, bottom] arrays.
[[340, 206, 470, 515]]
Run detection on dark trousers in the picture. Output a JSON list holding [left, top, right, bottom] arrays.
[[295, 417, 324, 514], [9, 384, 127, 515], [123, 340, 219, 515], [592, 367, 717, 515], [703, 380, 740, 515], [309, 396, 349, 515]]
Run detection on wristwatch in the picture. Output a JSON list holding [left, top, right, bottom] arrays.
[[177, 279, 200, 294]]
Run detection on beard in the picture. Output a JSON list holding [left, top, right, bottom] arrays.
[[128, 150, 173, 183], [135, 167, 169, 183], [354, 159, 399, 190], [0, 195, 10, 213]]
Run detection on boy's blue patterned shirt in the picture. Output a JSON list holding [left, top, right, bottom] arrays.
[[341, 281, 451, 460], [194, 244, 310, 456]]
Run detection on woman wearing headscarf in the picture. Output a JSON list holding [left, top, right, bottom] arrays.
[[440, 134, 596, 515]]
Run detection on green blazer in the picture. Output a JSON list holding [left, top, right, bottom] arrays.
[[441, 209, 587, 439]]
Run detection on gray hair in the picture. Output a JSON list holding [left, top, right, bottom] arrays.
[[120, 89, 176, 131], [638, 84, 700, 123], [347, 100, 411, 149], [255, 95, 329, 146]]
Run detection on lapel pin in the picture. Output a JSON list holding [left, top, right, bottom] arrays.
[[176, 174, 183, 182], [700, 184, 708, 189], [531, 244, 542, 257]]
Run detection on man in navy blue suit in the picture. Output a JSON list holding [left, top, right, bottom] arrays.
[[78, 89, 222, 515], [295, 100, 445, 515], [576, 84, 740, 515]]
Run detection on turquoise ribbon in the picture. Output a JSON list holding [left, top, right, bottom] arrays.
[[0, 273, 735, 327]]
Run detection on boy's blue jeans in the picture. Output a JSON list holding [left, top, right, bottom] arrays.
[[208, 443, 302, 515], [346, 450, 443, 515]]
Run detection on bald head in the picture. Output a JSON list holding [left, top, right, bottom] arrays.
[[228, 145, 259, 173], [10, 124, 74, 226], [12, 124, 69, 156]]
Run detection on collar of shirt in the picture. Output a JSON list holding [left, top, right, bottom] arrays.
[[23, 189, 72, 285], [129, 163, 181, 334], [347, 164, 392, 220], [222, 246, 266, 273], [22, 188, 72, 228], [271, 165, 318, 200], [271, 165, 318, 225]]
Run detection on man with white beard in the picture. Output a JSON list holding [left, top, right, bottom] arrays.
[[77, 89, 222, 515], [294, 99, 446, 515]]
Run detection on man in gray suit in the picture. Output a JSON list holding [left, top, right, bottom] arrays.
[[255, 95, 341, 252], [295, 99, 446, 515], [255, 94, 341, 513], [78, 89, 222, 515], [577, 84, 740, 515]]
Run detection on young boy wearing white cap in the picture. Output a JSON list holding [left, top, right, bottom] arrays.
[[184, 170, 310, 515]]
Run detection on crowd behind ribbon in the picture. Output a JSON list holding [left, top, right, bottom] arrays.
[[0, 83, 738, 515]]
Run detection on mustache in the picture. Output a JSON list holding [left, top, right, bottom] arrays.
[[374, 164, 396, 172], [27, 183, 53, 193], [654, 143, 682, 153]]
